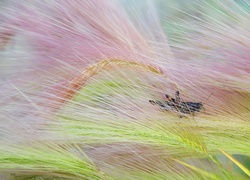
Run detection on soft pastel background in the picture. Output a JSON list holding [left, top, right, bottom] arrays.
[[0, 0, 249, 179]]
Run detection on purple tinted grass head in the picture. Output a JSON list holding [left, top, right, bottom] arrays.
[[1, 0, 168, 67]]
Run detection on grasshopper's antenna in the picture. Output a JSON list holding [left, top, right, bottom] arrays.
[[203, 93, 213, 105], [202, 93, 213, 114]]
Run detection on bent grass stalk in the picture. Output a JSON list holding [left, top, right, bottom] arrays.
[[55, 59, 172, 107]]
